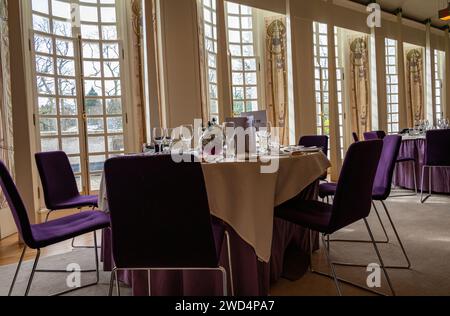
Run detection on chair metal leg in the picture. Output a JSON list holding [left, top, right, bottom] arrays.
[[108, 269, 116, 296], [25, 250, 41, 296], [148, 270, 152, 296], [321, 234, 342, 296], [421, 166, 432, 203], [412, 161, 418, 195], [8, 246, 27, 296], [45, 210, 54, 223], [380, 201, 411, 269], [115, 269, 121, 296], [220, 267, 228, 296], [225, 231, 235, 296], [330, 202, 389, 244], [364, 219, 396, 296]]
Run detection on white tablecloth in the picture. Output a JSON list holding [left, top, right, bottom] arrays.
[[99, 152, 330, 262]]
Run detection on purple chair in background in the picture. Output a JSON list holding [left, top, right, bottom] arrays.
[[0, 161, 110, 296], [319, 136, 411, 270], [364, 131, 386, 140], [104, 155, 233, 296], [421, 129, 450, 203], [364, 131, 417, 194], [35, 151, 99, 248], [299, 135, 329, 181], [276, 140, 396, 296]]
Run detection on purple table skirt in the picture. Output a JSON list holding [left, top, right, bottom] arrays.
[[393, 139, 450, 194], [101, 183, 319, 296]]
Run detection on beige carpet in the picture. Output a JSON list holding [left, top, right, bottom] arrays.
[[271, 193, 450, 296], [0, 193, 448, 296]]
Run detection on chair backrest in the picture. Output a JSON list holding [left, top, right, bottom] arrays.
[[364, 131, 386, 141], [299, 135, 329, 157], [35, 151, 80, 210], [372, 135, 402, 200], [352, 132, 360, 143], [0, 161, 34, 247], [425, 129, 450, 166], [328, 140, 383, 233], [104, 155, 219, 269]]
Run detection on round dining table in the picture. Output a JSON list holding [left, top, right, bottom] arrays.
[[393, 135, 450, 194], [99, 152, 330, 296]]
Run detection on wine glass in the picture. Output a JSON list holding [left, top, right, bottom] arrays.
[[164, 128, 175, 152], [223, 121, 236, 158], [180, 124, 194, 151], [257, 122, 272, 154], [153, 127, 165, 153]]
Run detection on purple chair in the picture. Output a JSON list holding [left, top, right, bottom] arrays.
[[421, 129, 450, 203], [275, 140, 395, 296], [35, 151, 99, 248], [299, 135, 329, 181], [319, 136, 411, 270], [352, 132, 359, 143], [0, 161, 110, 296], [364, 131, 386, 140], [35, 151, 98, 221], [104, 155, 233, 296], [364, 131, 418, 194]]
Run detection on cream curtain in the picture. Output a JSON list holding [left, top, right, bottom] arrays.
[[125, 0, 147, 144], [0, 0, 14, 208], [405, 48, 424, 126], [196, 0, 210, 125], [349, 36, 371, 140], [265, 17, 289, 145]]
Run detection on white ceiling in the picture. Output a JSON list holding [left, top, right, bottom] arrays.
[[351, 0, 450, 28]]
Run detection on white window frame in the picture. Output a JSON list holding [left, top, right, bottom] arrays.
[[385, 38, 400, 134]]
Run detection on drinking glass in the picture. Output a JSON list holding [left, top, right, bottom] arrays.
[[153, 127, 165, 153], [223, 122, 236, 158], [180, 124, 194, 151], [257, 122, 272, 154], [164, 128, 175, 152]]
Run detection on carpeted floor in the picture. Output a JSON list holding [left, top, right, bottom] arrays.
[[1, 194, 449, 296]]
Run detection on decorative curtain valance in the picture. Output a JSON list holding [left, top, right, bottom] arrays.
[[265, 17, 289, 145], [349, 36, 371, 140], [0, 0, 14, 208], [405, 48, 424, 126]]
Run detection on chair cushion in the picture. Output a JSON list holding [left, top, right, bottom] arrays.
[[30, 211, 110, 249], [319, 182, 337, 199], [52, 195, 98, 211], [275, 200, 333, 234]]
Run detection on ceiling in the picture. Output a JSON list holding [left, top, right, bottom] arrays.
[[350, 0, 450, 29]]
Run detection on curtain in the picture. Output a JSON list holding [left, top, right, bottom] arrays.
[[265, 17, 289, 145], [349, 36, 370, 140], [196, 0, 210, 125], [0, 0, 14, 208], [406, 48, 424, 126], [128, 0, 147, 144]]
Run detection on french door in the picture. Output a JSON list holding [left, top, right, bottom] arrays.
[[29, 0, 127, 195]]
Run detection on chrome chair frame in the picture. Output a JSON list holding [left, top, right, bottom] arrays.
[[420, 165, 449, 203], [331, 201, 411, 270], [390, 160, 418, 198], [109, 231, 234, 297], [309, 218, 396, 296], [8, 232, 100, 296]]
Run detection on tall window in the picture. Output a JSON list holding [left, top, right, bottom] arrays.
[[385, 38, 399, 134], [335, 27, 344, 159], [313, 22, 330, 144], [30, 0, 126, 193], [226, 2, 259, 116], [434, 50, 445, 121], [201, 0, 219, 121]]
